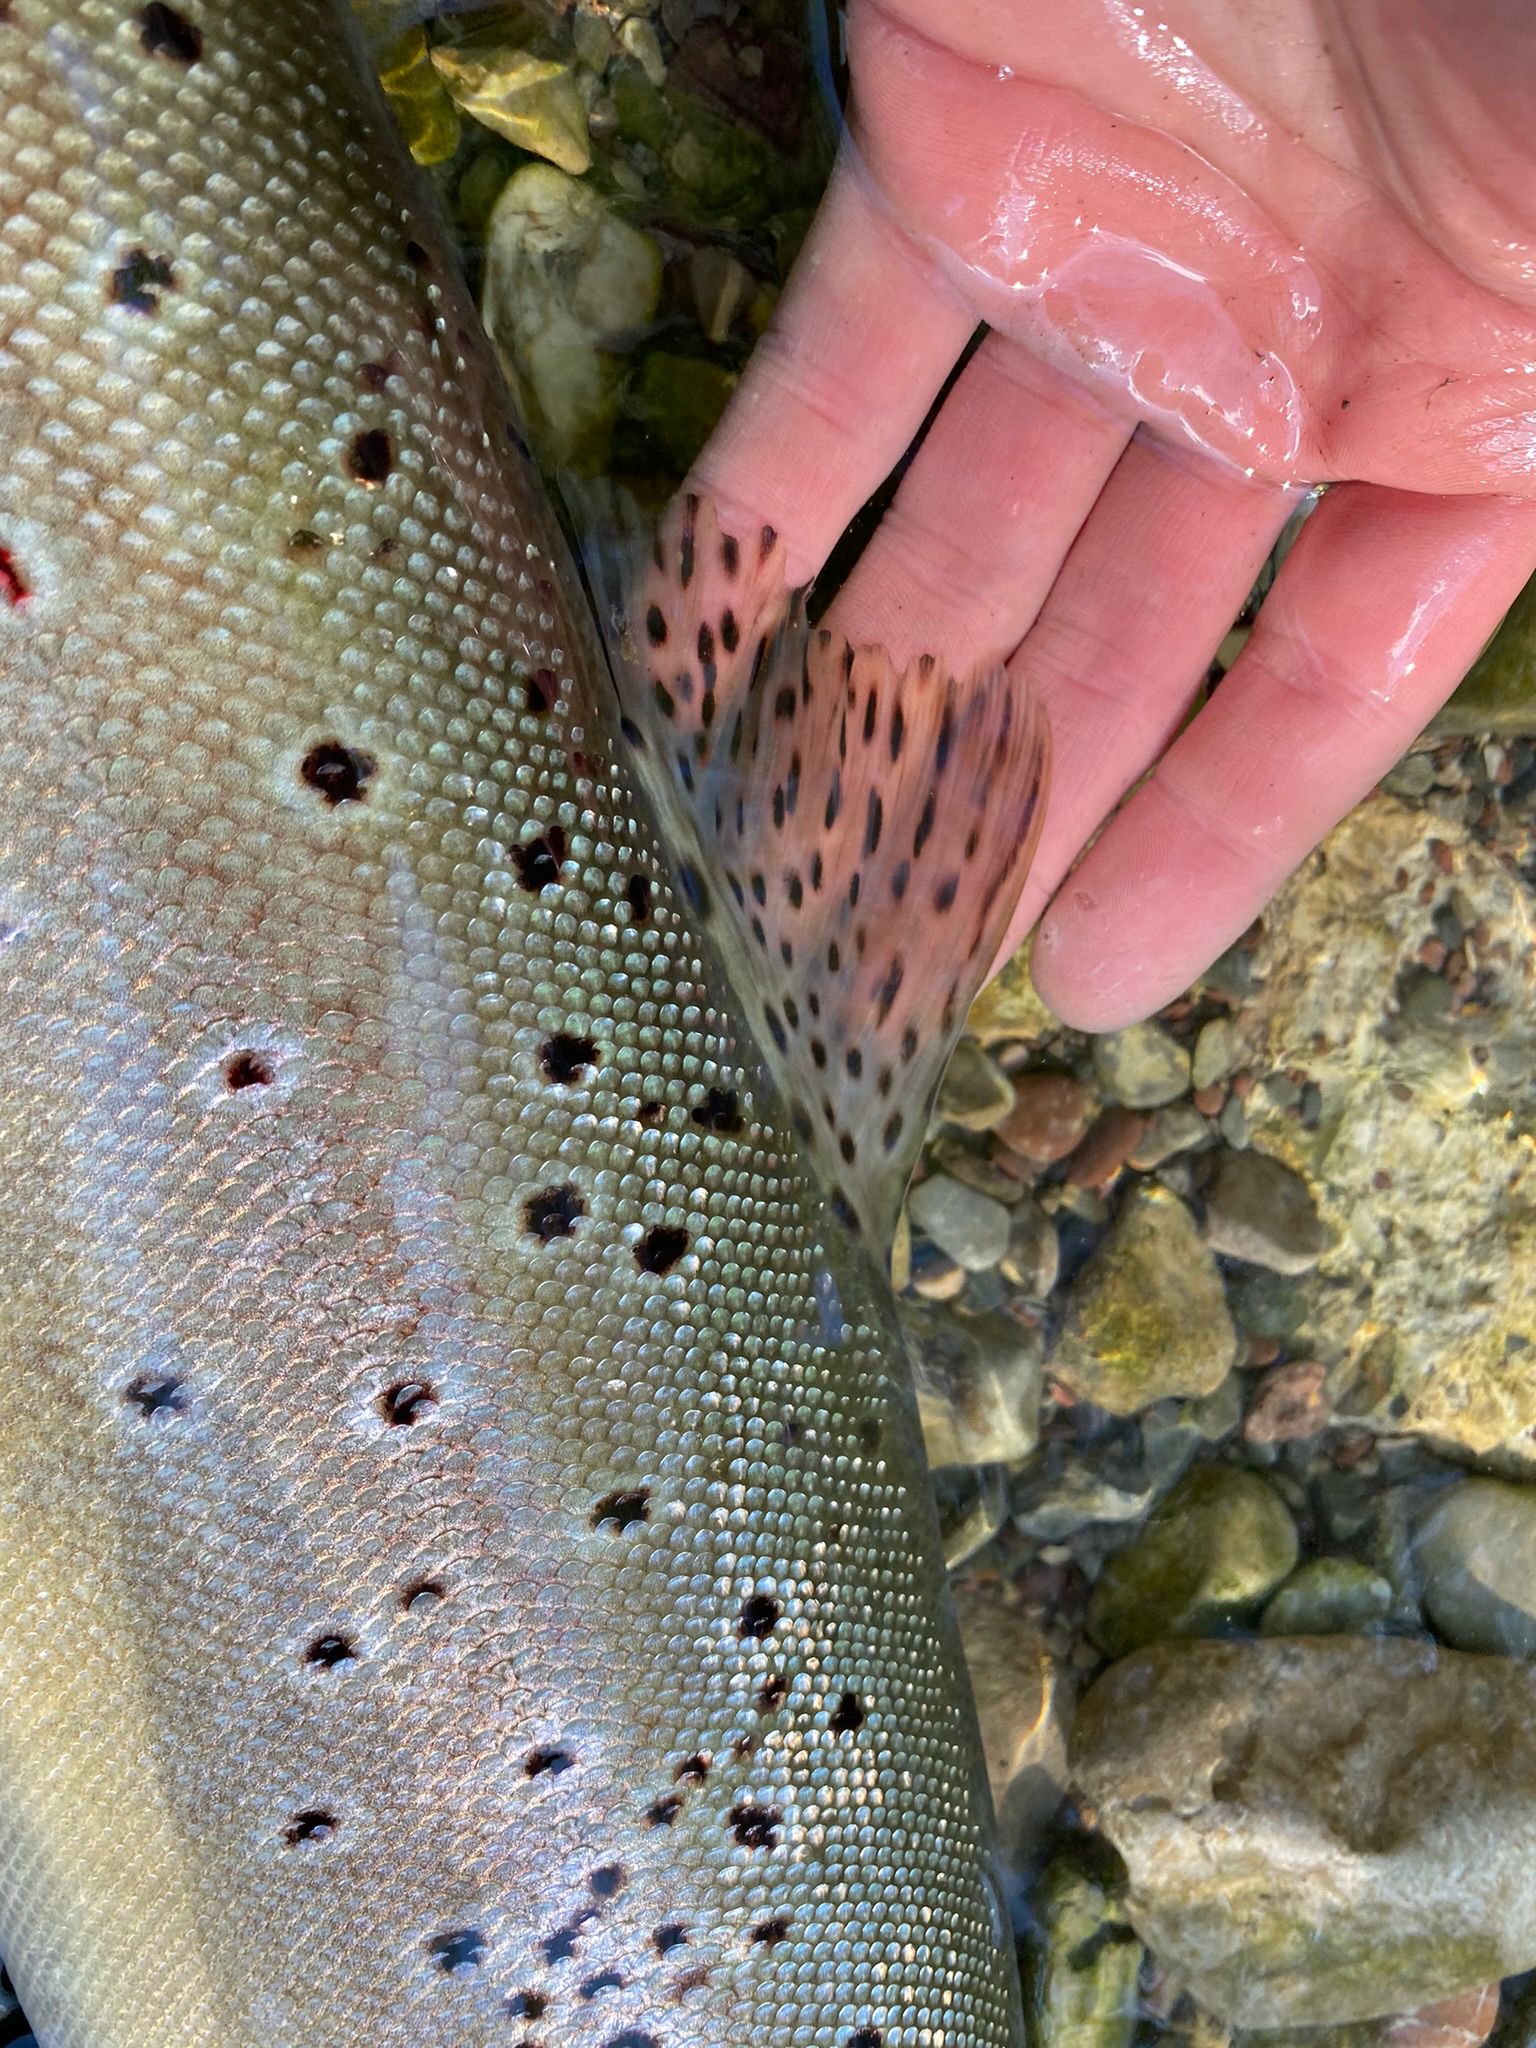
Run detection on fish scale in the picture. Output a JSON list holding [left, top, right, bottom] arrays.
[[0, 1, 1025, 2044]]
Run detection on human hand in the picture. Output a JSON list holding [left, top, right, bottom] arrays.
[[689, 0, 1536, 1028]]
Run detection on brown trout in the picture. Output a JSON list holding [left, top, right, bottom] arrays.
[[0, 3, 1045, 2043]]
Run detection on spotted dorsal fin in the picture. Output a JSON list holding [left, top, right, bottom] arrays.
[[582, 490, 1050, 1246]]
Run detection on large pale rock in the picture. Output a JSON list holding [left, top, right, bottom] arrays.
[[1053, 1184, 1238, 1415], [1228, 795, 1536, 1461], [1074, 1637, 1536, 2027]]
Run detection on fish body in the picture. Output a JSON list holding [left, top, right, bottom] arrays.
[[0, 4, 1034, 2044]]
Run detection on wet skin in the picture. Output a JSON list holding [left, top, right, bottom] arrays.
[[694, 0, 1536, 1027]]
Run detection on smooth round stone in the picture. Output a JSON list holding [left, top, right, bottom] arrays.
[[1204, 1148, 1332, 1275], [1260, 1556, 1394, 1635], [1192, 1016, 1240, 1091], [936, 1038, 1017, 1130], [1087, 1463, 1299, 1660], [1416, 1476, 1536, 1656], [908, 1172, 1012, 1272], [1092, 1021, 1192, 1108], [902, 1302, 1043, 1469], [996, 1070, 1096, 1165]]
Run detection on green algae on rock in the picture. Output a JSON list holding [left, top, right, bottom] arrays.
[[1054, 1184, 1237, 1415], [1086, 1464, 1298, 1659], [1432, 571, 1536, 736], [1073, 1637, 1536, 2028], [1259, 1556, 1394, 1635], [1025, 1850, 1144, 2048]]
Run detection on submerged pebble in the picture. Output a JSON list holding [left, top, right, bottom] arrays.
[[1092, 1022, 1192, 1109]]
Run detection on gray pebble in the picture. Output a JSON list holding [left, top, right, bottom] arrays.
[[1204, 1148, 1331, 1275], [908, 1173, 1012, 1271]]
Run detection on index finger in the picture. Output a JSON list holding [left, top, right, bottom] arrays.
[[690, 148, 977, 586]]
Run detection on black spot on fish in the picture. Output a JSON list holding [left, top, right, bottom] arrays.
[[679, 496, 697, 587], [508, 1992, 548, 2021], [525, 667, 555, 714], [378, 1379, 436, 1426], [690, 1085, 743, 1135], [762, 1005, 787, 1054], [839, 1132, 856, 1165], [934, 875, 958, 912], [721, 533, 740, 576], [138, 2, 202, 62], [123, 1373, 183, 1418], [900, 1024, 919, 1064], [721, 608, 739, 653], [774, 684, 797, 723], [751, 1915, 791, 1946], [824, 771, 842, 830], [346, 428, 392, 486], [636, 1225, 689, 1275], [847, 2032, 883, 2048], [621, 714, 644, 749], [891, 861, 910, 903], [810, 1038, 827, 1070], [645, 605, 667, 646], [646, 1793, 683, 1827], [624, 873, 652, 922], [513, 835, 563, 891], [400, 1576, 446, 1613], [523, 1183, 583, 1240], [843, 1046, 861, 1079], [588, 1863, 625, 1899], [755, 1673, 787, 1711], [580, 1971, 625, 2000], [541, 1033, 596, 1084], [602, 2033, 659, 2048], [591, 1488, 650, 1531], [283, 1809, 336, 1847], [727, 1802, 781, 1850], [287, 528, 324, 554], [696, 622, 714, 671], [890, 702, 905, 760], [428, 1925, 487, 1974], [359, 356, 401, 393], [760, 522, 777, 559], [300, 740, 375, 806], [223, 1049, 273, 1092], [0, 547, 28, 607], [882, 1110, 903, 1153], [737, 1593, 781, 1639], [674, 1753, 710, 1784], [305, 1634, 356, 1670], [524, 1745, 574, 1778], [637, 1099, 665, 1127], [830, 1690, 867, 1734], [110, 248, 174, 314], [875, 957, 905, 1024], [653, 1925, 687, 1955], [541, 1925, 581, 1966]]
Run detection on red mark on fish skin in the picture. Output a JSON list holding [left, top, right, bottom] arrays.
[[0, 548, 28, 608]]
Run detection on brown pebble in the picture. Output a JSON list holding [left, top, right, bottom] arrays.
[[1388, 1079, 1413, 1102], [1064, 1107, 1148, 1190], [1191, 1083, 1226, 1117], [1243, 1360, 1331, 1444], [995, 1072, 1096, 1166], [1245, 1335, 1282, 1367], [1417, 938, 1447, 971], [1372, 1170, 1392, 1192], [1383, 1983, 1500, 2048], [1428, 838, 1455, 874], [1417, 880, 1437, 905], [1330, 1428, 1377, 1469], [1229, 1068, 1254, 1099]]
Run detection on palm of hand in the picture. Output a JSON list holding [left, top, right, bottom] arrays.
[[695, 0, 1536, 1026]]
